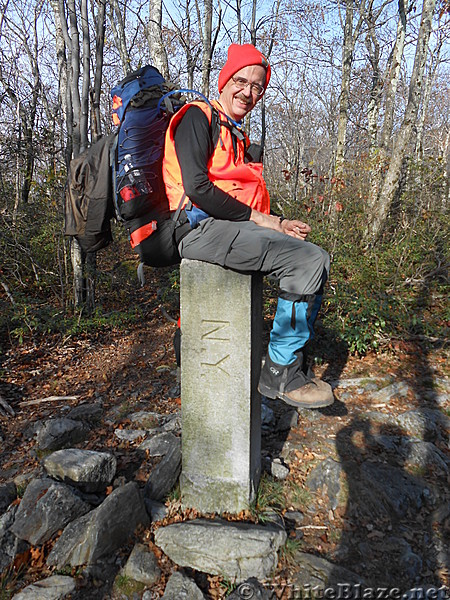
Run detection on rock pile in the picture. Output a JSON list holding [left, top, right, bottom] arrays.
[[0, 374, 448, 599]]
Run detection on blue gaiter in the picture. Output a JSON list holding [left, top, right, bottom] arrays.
[[268, 295, 323, 366]]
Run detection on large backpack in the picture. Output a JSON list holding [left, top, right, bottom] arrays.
[[64, 65, 218, 267]]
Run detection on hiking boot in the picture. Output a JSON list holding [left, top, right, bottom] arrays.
[[258, 354, 334, 409]]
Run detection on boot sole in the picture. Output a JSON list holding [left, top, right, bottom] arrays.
[[258, 383, 334, 409], [278, 391, 334, 409]]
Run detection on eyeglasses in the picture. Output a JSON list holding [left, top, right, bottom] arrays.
[[231, 76, 265, 98]]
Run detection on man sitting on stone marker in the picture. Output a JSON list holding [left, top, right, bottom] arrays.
[[163, 43, 333, 409]]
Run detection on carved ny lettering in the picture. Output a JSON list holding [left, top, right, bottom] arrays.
[[201, 354, 230, 377], [201, 320, 230, 341]]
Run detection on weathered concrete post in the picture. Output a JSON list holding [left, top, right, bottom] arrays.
[[179, 259, 262, 514]]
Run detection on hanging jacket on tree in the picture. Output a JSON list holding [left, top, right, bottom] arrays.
[[163, 100, 270, 217]]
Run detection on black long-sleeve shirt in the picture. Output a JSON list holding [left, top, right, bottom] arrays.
[[173, 106, 252, 222]]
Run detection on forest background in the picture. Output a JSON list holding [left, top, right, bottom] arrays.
[[0, 0, 448, 357]]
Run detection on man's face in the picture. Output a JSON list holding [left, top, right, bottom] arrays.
[[218, 64, 266, 122]]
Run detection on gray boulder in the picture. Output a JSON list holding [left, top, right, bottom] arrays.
[[0, 482, 17, 514], [162, 571, 206, 599], [154, 518, 286, 582], [402, 438, 449, 473], [144, 437, 181, 501], [121, 543, 161, 586], [35, 418, 90, 451], [361, 461, 429, 518], [161, 413, 181, 433], [11, 478, 90, 545], [47, 482, 149, 568], [43, 448, 117, 493], [12, 575, 75, 599], [139, 432, 179, 457], [306, 458, 343, 510], [129, 411, 161, 429], [394, 408, 449, 440], [114, 428, 147, 442], [144, 499, 169, 522], [368, 381, 410, 403], [0, 505, 29, 573], [66, 402, 103, 424], [292, 551, 365, 590]]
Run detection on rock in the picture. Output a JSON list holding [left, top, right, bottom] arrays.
[[366, 433, 403, 453], [139, 432, 179, 457], [66, 402, 103, 424], [35, 418, 90, 451], [402, 438, 449, 473], [363, 411, 391, 425], [154, 518, 286, 582], [129, 411, 161, 429], [11, 575, 76, 599], [394, 408, 449, 440], [11, 478, 90, 545], [296, 407, 324, 422], [0, 505, 29, 573], [144, 437, 181, 501], [334, 377, 391, 390], [43, 449, 117, 493], [360, 462, 429, 518], [162, 571, 206, 599], [0, 481, 17, 514], [14, 471, 39, 490], [306, 458, 343, 510], [292, 551, 365, 589], [47, 482, 149, 568], [161, 413, 181, 433], [145, 499, 169, 522], [114, 429, 147, 442], [121, 543, 161, 586], [382, 536, 422, 579], [368, 381, 410, 403], [284, 510, 305, 527], [270, 459, 290, 480], [79, 554, 119, 592]]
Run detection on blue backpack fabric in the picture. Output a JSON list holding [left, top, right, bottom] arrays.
[[65, 64, 218, 268]]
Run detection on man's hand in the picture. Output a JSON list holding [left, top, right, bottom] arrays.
[[281, 218, 311, 240], [250, 209, 311, 240]]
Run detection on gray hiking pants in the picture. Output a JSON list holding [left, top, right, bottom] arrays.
[[178, 218, 330, 296]]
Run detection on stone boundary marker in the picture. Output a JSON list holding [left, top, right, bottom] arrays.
[[180, 259, 263, 514]]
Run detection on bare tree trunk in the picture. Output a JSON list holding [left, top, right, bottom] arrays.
[[147, 0, 169, 78], [366, 0, 409, 226], [365, 5, 383, 151], [108, 0, 130, 75], [335, 0, 355, 175], [199, 0, 213, 96], [250, 0, 257, 45], [51, 0, 104, 309], [379, 0, 409, 154], [0, 0, 43, 213], [92, 0, 106, 142], [80, 0, 90, 152], [415, 31, 443, 160], [236, 0, 242, 44], [366, 0, 437, 244], [67, 0, 82, 157]]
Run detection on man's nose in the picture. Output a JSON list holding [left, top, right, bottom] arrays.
[[242, 84, 252, 98]]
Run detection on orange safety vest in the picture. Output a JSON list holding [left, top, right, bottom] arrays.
[[162, 100, 270, 215]]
